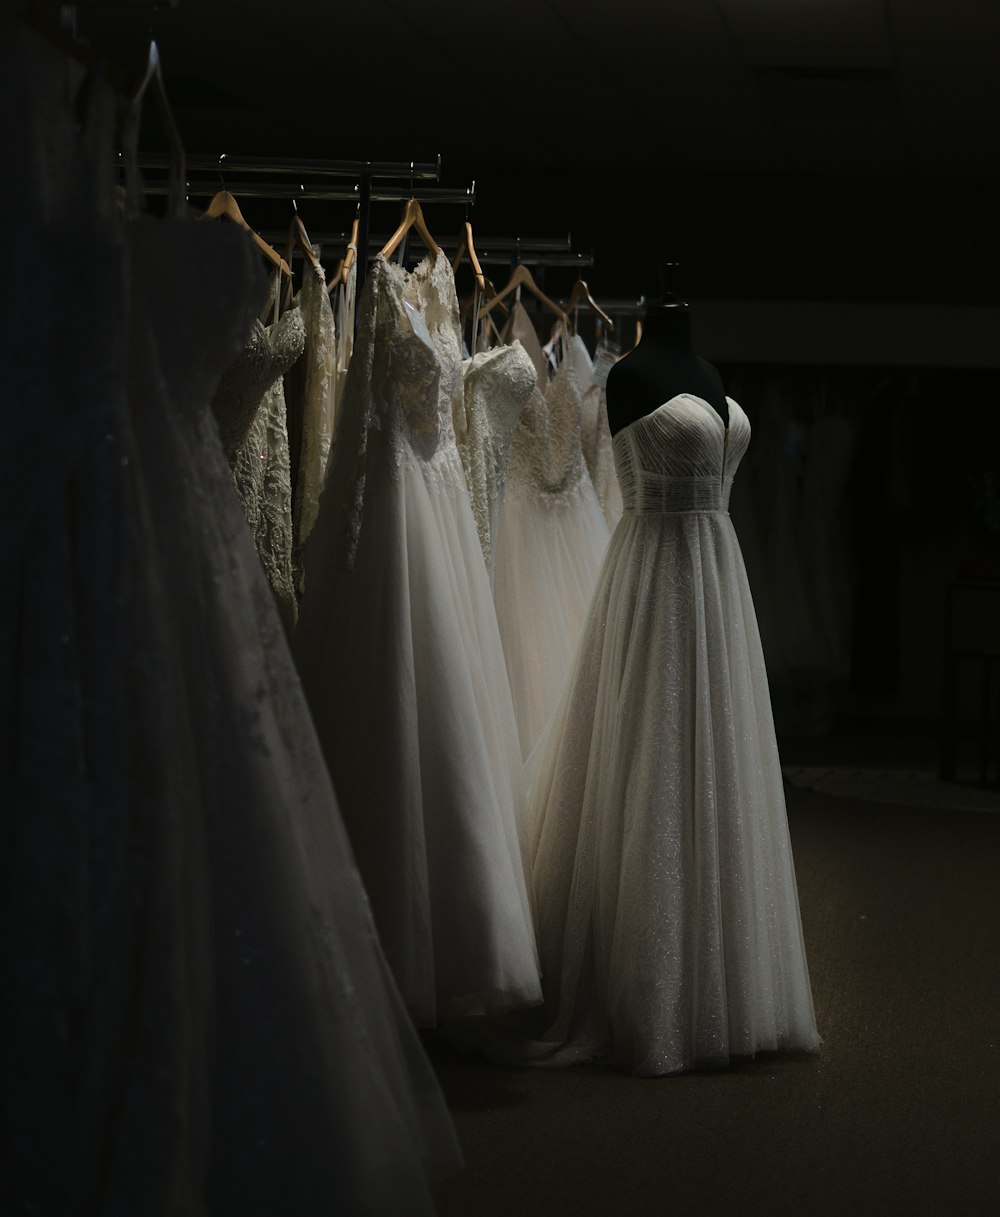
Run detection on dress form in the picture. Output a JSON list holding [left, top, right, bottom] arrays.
[[606, 294, 728, 434]]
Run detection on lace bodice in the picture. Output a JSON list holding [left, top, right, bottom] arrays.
[[327, 251, 465, 564], [507, 365, 589, 504], [211, 305, 306, 626], [290, 261, 337, 572], [613, 393, 750, 514], [211, 305, 305, 455], [456, 341, 537, 573]]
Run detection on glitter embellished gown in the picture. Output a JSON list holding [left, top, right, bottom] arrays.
[[486, 393, 820, 1076]]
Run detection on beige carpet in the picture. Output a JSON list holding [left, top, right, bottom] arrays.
[[429, 786, 1000, 1217]]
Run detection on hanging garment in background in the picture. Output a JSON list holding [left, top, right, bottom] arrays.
[[287, 257, 337, 584], [2, 22, 461, 1214], [493, 364, 611, 758], [562, 332, 624, 529], [296, 251, 542, 1028], [455, 340, 537, 579], [211, 286, 304, 631], [331, 253, 357, 436], [480, 394, 820, 1076], [502, 298, 550, 389]]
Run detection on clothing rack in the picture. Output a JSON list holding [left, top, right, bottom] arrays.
[[134, 153, 477, 297]]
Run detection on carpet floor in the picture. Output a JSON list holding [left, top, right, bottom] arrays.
[[428, 784, 1000, 1217]]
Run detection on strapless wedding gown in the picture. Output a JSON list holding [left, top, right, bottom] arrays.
[[482, 393, 821, 1076]]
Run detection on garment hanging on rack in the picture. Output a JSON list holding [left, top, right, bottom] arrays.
[[493, 362, 610, 759], [2, 21, 460, 1213], [474, 394, 820, 1076], [502, 299, 551, 389], [287, 256, 337, 583], [296, 251, 541, 1027], [454, 341, 537, 579], [211, 278, 304, 632], [331, 252, 357, 437], [562, 332, 624, 529]]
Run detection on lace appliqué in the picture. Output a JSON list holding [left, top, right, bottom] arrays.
[[212, 305, 305, 625], [507, 364, 590, 509], [333, 252, 465, 566], [456, 342, 537, 574], [291, 261, 337, 582]]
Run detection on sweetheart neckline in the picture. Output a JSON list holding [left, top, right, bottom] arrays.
[[612, 393, 740, 443]]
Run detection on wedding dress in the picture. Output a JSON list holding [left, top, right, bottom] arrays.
[[454, 340, 537, 577], [211, 289, 305, 630], [289, 257, 337, 579], [563, 332, 623, 529], [494, 365, 610, 757], [296, 251, 541, 1027], [485, 393, 821, 1076], [2, 24, 459, 1213]]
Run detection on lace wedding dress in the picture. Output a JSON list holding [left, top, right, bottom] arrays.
[[296, 251, 541, 1027], [211, 290, 304, 630], [454, 340, 537, 578], [484, 394, 821, 1076], [289, 258, 337, 579], [3, 25, 460, 1212], [493, 365, 611, 757]]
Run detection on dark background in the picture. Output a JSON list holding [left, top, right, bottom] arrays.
[[61, 0, 1000, 741]]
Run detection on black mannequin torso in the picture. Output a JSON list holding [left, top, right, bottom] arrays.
[[606, 304, 729, 435]]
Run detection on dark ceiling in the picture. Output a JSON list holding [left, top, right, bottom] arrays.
[[50, 1, 1000, 305], [72, 0, 1000, 174]]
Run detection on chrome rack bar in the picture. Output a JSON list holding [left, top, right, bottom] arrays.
[[134, 154, 441, 181]]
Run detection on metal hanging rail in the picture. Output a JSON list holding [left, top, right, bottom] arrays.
[[134, 154, 441, 181]]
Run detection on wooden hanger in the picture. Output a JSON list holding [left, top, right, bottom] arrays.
[[328, 216, 359, 293], [452, 220, 486, 295], [288, 213, 320, 271], [202, 190, 292, 278], [380, 198, 441, 259], [478, 263, 567, 325], [564, 279, 614, 331]]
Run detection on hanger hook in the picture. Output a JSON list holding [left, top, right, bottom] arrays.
[[409, 159, 414, 198], [217, 152, 227, 191]]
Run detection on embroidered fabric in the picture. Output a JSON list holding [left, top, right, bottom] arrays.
[[494, 365, 611, 756], [296, 251, 541, 1027], [476, 392, 821, 1077], [211, 303, 305, 629], [289, 259, 337, 582], [455, 341, 537, 576]]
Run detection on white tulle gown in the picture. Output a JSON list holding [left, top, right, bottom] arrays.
[[485, 393, 821, 1076], [494, 365, 611, 757], [3, 24, 460, 1213], [296, 251, 541, 1028]]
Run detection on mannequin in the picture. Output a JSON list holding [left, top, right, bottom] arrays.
[[606, 264, 729, 433]]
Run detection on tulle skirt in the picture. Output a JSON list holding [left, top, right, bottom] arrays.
[[494, 478, 610, 757], [297, 449, 541, 1027], [478, 508, 821, 1076]]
